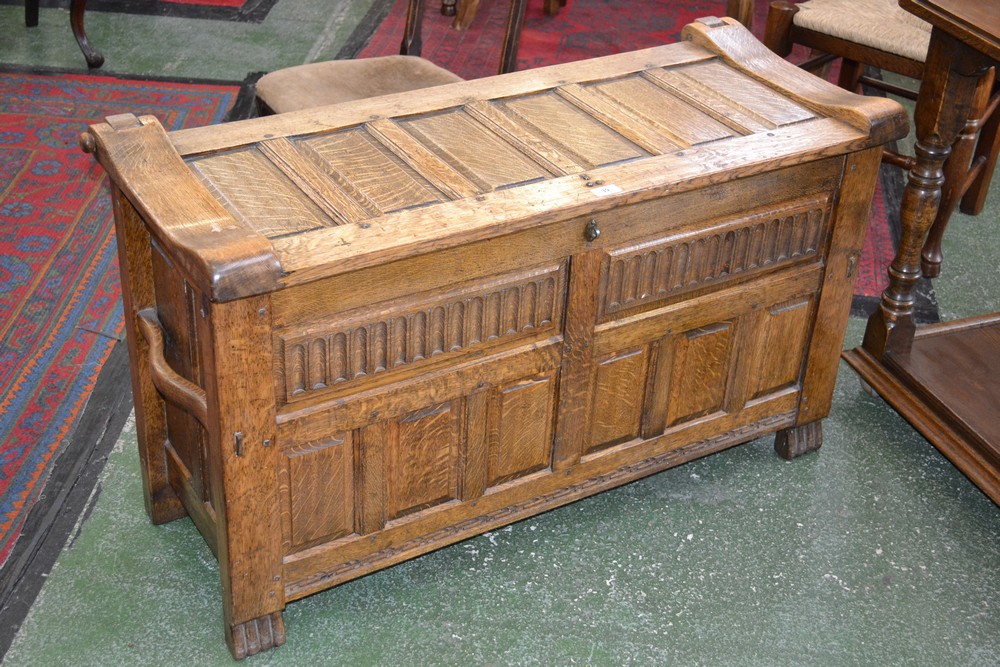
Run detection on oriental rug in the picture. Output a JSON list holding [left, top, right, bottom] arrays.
[[0, 70, 242, 569], [0, 0, 278, 22], [354, 0, 934, 320]]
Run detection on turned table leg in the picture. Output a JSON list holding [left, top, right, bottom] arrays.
[[920, 69, 996, 277], [863, 27, 995, 359], [400, 0, 424, 56], [70, 0, 104, 68], [498, 0, 527, 74]]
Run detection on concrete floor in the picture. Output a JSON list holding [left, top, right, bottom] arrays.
[[2, 1, 998, 665]]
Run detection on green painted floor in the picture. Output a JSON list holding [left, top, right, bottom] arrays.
[[2, 2, 998, 665], [0, 0, 381, 80]]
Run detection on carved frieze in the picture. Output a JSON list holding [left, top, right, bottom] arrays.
[[277, 265, 566, 401], [600, 196, 830, 317]]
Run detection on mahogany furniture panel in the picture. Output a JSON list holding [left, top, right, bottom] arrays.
[[844, 0, 1000, 506], [82, 18, 906, 659]]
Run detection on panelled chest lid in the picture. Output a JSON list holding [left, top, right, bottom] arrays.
[[84, 18, 906, 302]]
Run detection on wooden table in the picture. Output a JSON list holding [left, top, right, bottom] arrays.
[[843, 0, 1000, 505]]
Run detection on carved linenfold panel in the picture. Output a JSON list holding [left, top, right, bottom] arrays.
[[600, 196, 830, 318], [277, 264, 566, 402]]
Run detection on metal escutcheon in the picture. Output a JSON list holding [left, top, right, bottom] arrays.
[[584, 219, 601, 243]]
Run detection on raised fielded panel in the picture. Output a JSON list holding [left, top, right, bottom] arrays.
[[653, 61, 816, 128], [188, 148, 335, 235], [150, 245, 210, 508], [666, 322, 735, 427], [494, 92, 649, 169], [586, 348, 649, 454], [588, 265, 825, 449], [587, 75, 737, 147], [749, 297, 815, 400], [487, 370, 559, 488], [281, 433, 354, 551], [387, 401, 463, 521], [400, 111, 553, 190], [301, 129, 445, 216]]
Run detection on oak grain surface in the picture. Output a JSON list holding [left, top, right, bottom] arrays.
[[88, 18, 907, 659]]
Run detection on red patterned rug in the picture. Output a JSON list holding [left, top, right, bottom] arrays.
[[358, 0, 905, 314], [0, 71, 241, 567]]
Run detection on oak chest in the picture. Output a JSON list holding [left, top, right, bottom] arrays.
[[84, 18, 906, 659]]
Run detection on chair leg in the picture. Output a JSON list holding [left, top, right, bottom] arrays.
[[70, 0, 104, 68], [544, 0, 566, 16], [837, 59, 865, 92], [921, 70, 994, 277], [498, 0, 527, 75], [441, 0, 456, 17], [453, 0, 480, 30], [960, 78, 1000, 216], [764, 1, 799, 57], [26, 0, 39, 27], [726, 0, 753, 30], [400, 0, 425, 56]]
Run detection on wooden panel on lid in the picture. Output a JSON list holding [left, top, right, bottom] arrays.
[[496, 91, 649, 169], [643, 69, 773, 135], [588, 74, 736, 147], [400, 110, 552, 191], [188, 148, 333, 237], [302, 128, 444, 215], [654, 61, 816, 128]]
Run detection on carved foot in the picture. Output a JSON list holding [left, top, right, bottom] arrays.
[[774, 421, 823, 460], [228, 611, 285, 660]]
